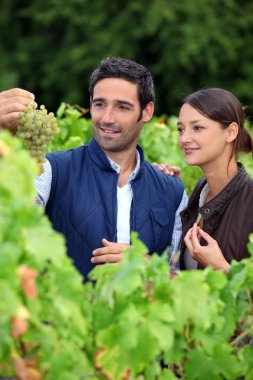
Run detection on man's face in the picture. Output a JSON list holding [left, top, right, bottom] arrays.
[[90, 78, 153, 155]]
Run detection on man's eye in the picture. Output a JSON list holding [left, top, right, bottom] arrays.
[[119, 105, 129, 110], [93, 102, 104, 108]]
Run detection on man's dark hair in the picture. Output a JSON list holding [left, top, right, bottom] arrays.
[[89, 57, 155, 111]]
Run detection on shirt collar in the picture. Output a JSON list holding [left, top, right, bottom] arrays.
[[199, 183, 209, 207], [107, 150, 140, 183]]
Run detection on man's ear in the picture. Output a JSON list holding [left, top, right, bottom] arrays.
[[142, 102, 154, 122], [226, 122, 238, 143]]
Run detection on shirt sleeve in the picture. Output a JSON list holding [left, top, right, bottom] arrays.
[[35, 158, 52, 207], [169, 190, 188, 271]]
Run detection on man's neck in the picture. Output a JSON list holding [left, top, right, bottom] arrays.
[[106, 148, 138, 188]]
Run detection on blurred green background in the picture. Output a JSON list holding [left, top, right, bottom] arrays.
[[1, 0, 253, 118]]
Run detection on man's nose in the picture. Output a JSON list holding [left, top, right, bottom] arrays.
[[100, 106, 115, 124]]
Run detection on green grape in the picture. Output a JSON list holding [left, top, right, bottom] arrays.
[[17, 103, 60, 173]]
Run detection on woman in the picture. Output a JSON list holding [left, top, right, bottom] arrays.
[[177, 88, 253, 271]]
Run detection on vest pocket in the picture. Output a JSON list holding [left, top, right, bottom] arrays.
[[150, 207, 171, 251]]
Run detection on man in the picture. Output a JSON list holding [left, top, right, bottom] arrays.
[[0, 58, 187, 280]]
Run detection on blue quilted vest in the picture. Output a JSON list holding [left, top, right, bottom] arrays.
[[46, 138, 184, 280]]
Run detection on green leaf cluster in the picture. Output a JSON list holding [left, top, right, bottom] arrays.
[[83, 232, 253, 380], [1, 128, 253, 379], [47, 102, 93, 152], [0, 131, 95, 379]]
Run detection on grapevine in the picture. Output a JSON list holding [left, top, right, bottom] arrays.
[[17, 103, 60, 172], [1, 111, 253, 379]]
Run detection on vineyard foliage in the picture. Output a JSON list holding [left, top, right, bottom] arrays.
[[0, 107, 253, 379], [0, 131, 93, 379]]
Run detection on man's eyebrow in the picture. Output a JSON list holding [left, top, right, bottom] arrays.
[[92, 97, 105, 103], [92, 97, 134, 108], [117, 100, 134, 108]]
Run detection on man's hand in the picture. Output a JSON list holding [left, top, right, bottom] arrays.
[[152, 162, 181, 178], [91, 239, 130, 264], [0, 88, 36, 133], [184, 223, 230, 272]]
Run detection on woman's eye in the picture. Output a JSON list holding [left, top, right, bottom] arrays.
[[194, 126, 204, 131], [177, 128, 184, 134]]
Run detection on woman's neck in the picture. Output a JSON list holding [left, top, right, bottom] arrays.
[[203, 160, 238, 201]]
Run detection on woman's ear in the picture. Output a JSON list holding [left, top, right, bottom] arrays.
[[142, 102, 154, 122], [226, 122, 238, 142]]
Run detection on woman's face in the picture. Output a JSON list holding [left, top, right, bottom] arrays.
[[177, 103, 232, 171]]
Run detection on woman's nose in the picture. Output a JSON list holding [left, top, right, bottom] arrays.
[[179, 130, 192, 143], [178, 130, 193, 147]]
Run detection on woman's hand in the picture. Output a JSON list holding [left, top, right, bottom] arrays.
[[152, 162, 181, 178], [184, 223, 230, 272]]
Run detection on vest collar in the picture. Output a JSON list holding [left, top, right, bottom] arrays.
[[87, 138, 146, 176]]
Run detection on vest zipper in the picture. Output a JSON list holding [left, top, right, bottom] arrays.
[[129, 181, 135, 244], [113, 173, 119, 242]]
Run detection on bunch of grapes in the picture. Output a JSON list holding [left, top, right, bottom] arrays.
[[17, 103, 60, 173]]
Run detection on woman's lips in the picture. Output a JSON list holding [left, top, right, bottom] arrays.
[[183, 147, 199, 155]]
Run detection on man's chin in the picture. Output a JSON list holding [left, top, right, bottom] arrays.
[[98, 139, 122, 153]]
